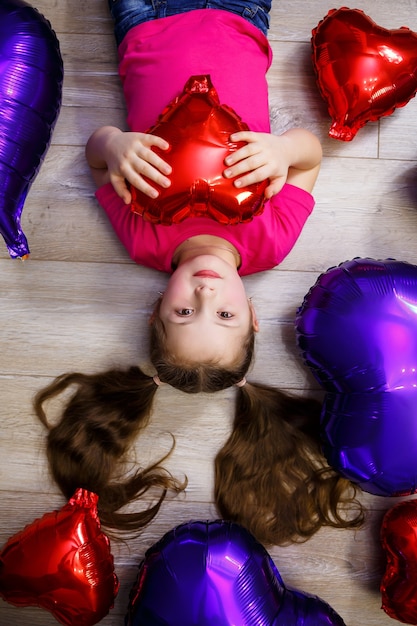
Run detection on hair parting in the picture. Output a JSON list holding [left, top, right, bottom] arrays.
[[149, 313, 255, 392]]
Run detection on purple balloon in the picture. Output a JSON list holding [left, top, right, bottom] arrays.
[[0, 0, 63, 258], [322, 391, 417, 495], [296, 258, 417, 393], [295, 257, 417, 496], [125, 520, 346, 625]]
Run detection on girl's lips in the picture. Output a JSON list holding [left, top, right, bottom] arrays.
[[193, 270, 221, 278]]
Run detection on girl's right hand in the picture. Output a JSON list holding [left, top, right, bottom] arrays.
[[86, 126, 172, 203]]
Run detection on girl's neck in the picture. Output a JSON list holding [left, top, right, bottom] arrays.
[[172, 235, 241, 269]]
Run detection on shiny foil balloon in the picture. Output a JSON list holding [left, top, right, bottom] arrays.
[[296, 258, 417, 496], [0, 0, 63, 258], [0, 488, 119, 626], [130, 74, 268, 225], [311, 8, 417, 141], [381, 499, 417, 624], [126, 519, 346, 625], [321, 390, 417, 496]]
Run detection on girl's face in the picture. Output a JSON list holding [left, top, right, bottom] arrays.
[[159, 255, 258, 366]]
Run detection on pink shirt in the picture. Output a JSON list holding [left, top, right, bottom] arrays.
[[95, 10, 315, 276], [118, 10, 272, 133], [96, 182, 314, 276]]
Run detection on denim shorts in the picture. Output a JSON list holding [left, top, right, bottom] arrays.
[[108, 0, 271, 46]]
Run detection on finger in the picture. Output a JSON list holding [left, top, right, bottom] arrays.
[[126, 171, 160, 199], [110, 175, 132, 204], [142, 148, 172, 176], [133, 141, 172, 176], [232, 164, 271, 188], [142, 136, 172, 174], [264, 178, 285, 198], [229, 130, 258, 144], [125, 159, 173, 199], [145, 134, 170, 152], [225, 144, 257, 167], [224, 153, 265, 179], [129, 155, 172, 188]]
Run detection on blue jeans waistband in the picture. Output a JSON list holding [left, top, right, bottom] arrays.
[[108, 0, 271, 46]]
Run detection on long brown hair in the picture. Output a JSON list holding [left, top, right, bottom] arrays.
[[34, 367, 186, 534], [214, 382, 364, 546], [34, 315, 364, 544]]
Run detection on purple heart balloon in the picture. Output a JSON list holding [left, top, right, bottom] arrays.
[[321, 391, 417, 495], [295, 257, 417, 496], [0, 0, 63, 258], [125, 520, 346, 625], [296, 258, 417, 393]]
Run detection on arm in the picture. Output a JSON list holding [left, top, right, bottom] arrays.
[[85, 126, 172, 203], [223, 128, 322, 197]]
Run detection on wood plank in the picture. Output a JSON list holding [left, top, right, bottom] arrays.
[[270, 0, 417, 42], [2, 2, 417, 625], [34, 0, 114, 35]]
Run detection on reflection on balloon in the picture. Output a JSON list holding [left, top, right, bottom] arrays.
[[0, 488, 119, 626], [126, 519, 346, 625], [0, 0, 63, 258], [381, 499, 417, 624], [296, 258, 417, 496], [130, 74, 268, 225], [311, 8, 417, 141]]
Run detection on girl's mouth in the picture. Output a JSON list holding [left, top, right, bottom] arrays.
[[193, 270, 221, 278]]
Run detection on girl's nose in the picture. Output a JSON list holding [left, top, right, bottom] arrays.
[[195, 284, 215, 296]]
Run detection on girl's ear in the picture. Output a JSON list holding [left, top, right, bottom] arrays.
[[249, 301, 259, 332]]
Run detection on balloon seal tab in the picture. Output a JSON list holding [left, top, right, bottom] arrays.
[[328, 122, 357, 142]]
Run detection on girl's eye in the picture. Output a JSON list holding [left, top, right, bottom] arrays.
[[177, 308, 194, 316], [218, 311, 233, 319]]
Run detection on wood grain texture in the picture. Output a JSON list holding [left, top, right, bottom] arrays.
[[1, 2, 417, 625]]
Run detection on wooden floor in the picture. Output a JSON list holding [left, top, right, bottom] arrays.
[[1, 1, 417, 624]]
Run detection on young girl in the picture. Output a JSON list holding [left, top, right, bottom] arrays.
[[35, 1, 364, 545]]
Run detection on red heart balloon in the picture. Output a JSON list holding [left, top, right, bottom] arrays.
[[130, 74, 268, 224], [311, 8, 417, 141], [0, 488, 119, 626], [381, 499, 417, 624]]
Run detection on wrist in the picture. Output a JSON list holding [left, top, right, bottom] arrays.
[[281, 129, 322, 171], [101, 126, 123, 153], [86, 126, 123, 170]]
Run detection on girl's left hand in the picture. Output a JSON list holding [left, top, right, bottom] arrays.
[[223, 131, 289, 199]]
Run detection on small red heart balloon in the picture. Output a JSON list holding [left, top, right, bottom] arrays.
[[381, 499, 417, 624], [130, 74, 268, 224], [311, 8, 417, 141], [0, 488, 119, 626]]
